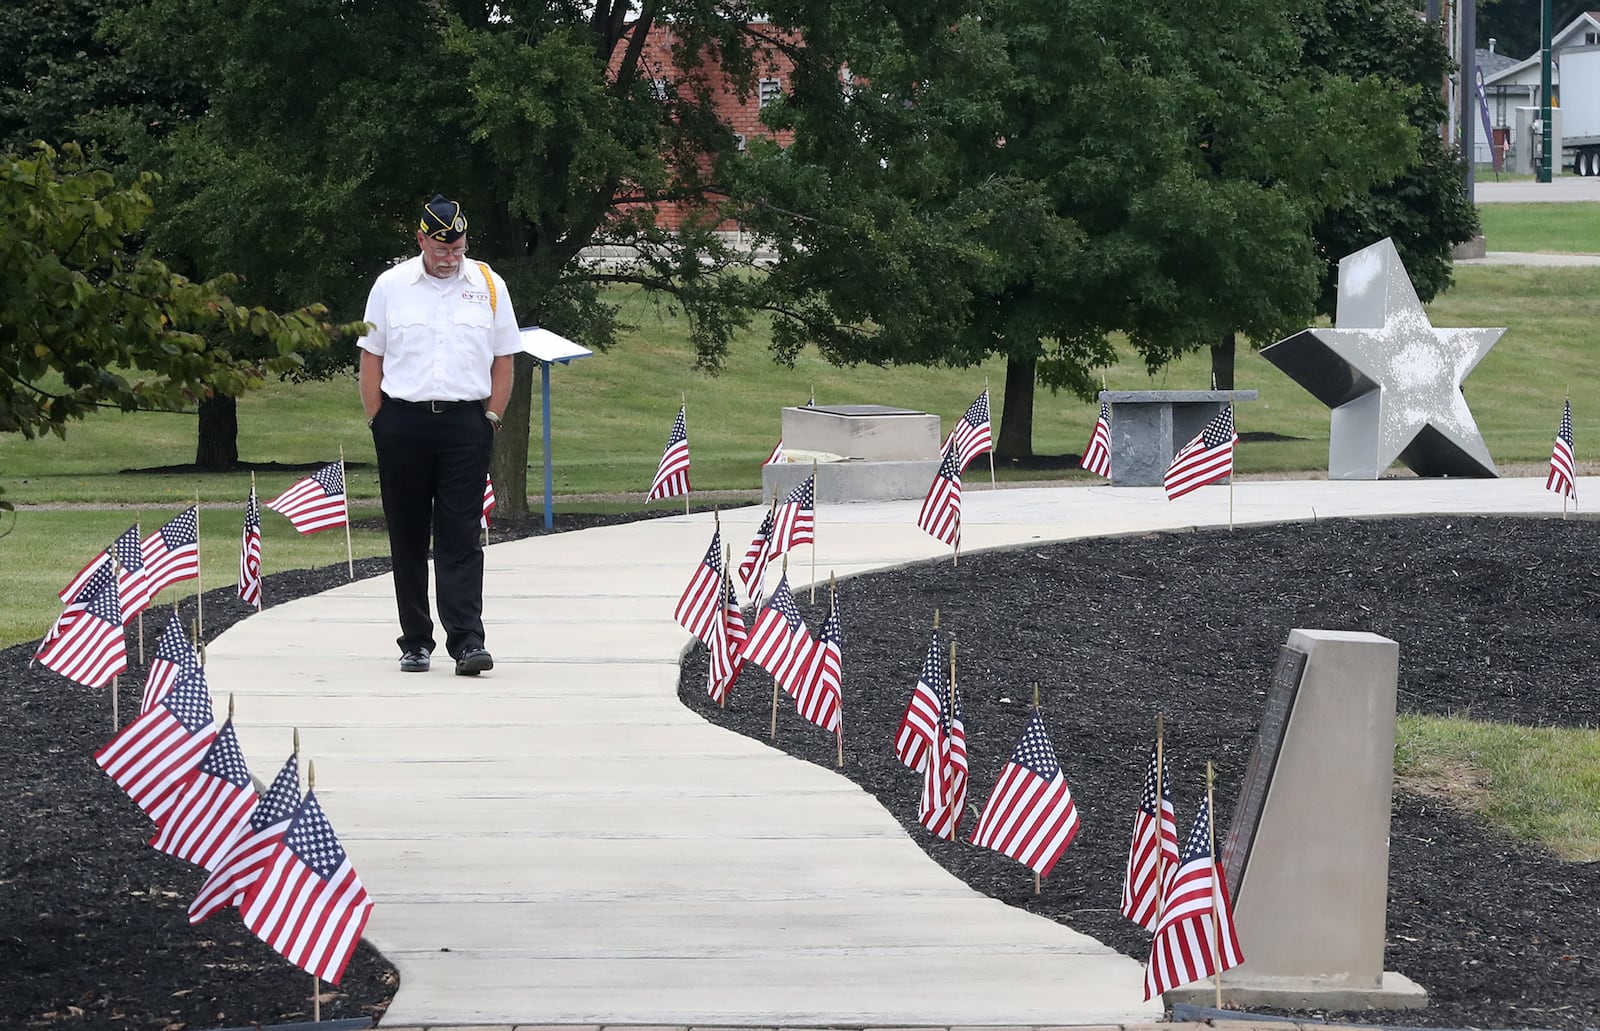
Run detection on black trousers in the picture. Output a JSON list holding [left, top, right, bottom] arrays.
[[370, 398, 494, 659]]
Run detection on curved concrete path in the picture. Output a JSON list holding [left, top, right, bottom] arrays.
[[206, 477, 1579, 1028]]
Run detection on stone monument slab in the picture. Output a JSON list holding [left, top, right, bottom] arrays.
[[1099, 390, 1258, 487], [781, 405, 941, 462], [1170, 628, 1427, 1011]]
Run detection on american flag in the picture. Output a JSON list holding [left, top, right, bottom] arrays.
[[894, 629, 943, 773], [706, 573, 749, 705], [267, 463, 348, 534], [142, 506, 201, 600], [770, 475, 815, 557], [481, 474, 497, 530], [764, 439, 788, 465], [1081, 401, 1113, 478], [189, 752, 300, 924], [239, 487, 263, 607], [738, 510, 775, 599], [95, 664, 217, 825], [1121, 741, 1180, 931], [917, 442, 962, 547], [673, 528, 724, 642], [794, 589, 842, 734], [969, 709, 1081, 875], [239, 790, 374, 984], [60, 524, 151, 618], [918, 661, 968, 841], [35, 565, 127, 688], [1144, 795, 1245, 999], [950, 390, 993, 472], [142, 610, 200, 714], [741, 575, 824, 702], [150, 717, 258, 872], [1164, 407, 1238, 500], [42, 556, 115, 646], [1547, 399, 1577, 501], [647, 406, 691, 501]]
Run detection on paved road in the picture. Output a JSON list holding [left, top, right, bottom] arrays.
[[203, 477, 1585, 1029], [1474, 175, 1600, 203]]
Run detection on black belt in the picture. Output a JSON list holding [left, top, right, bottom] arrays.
[[384, 396, 484, 413]]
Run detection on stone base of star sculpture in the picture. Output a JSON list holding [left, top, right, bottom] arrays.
[[1261, 238, 1505, 480]]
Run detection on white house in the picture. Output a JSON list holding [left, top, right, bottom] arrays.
[[1477, 11, 1600, 161]]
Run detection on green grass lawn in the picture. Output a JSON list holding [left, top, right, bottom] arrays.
[[1476, 202, 1600, 253]]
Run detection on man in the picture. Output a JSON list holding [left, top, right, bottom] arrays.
[[359, 195, 520, 675]]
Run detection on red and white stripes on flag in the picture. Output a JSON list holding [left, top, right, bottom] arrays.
[[150, 718, 258, 872], [1122, 741, 1181, 931], [738, 510, 775, 599], [917, 442, 962, 547], [481, 474, 497, 530], [793, 588, 842, 734], [950, 390, 993, 472], [770, 474, 815, 557], [43, 555, 115, 646], [1164, 408, 1237, 500], [239, 486, 263, 607], [969, 709, 1080, 876], [189, 752, 301, 924], [95, 665, 217, 825], [741, 575, 824, 703], [143, 610, 201, 714], [267, 463, 348, 534], [674, 528, 726, 641], [1081, 401, 1113, 479], [142, 506, 201, 600], [1547, 399, 1577, 501], [706, 575, 749, 705], [764, 439, 788, 465], [647, 406, 691, 501], [35, 564, 128, 688], [894, 629, 943, 773], [918, 660, 967, 841], [60, 524, 151, 617], [239, 790, 374, 984], [1144, 795, 1244, 999]]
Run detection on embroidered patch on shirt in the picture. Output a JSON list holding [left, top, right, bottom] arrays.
[[460, 290, 491, 305]]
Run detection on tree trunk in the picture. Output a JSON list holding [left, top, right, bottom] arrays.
[[1210, 332, 1237, 391], [492, 352, 536, 519], [194, 394, 239, 471], [995, 355, 1036, 461]]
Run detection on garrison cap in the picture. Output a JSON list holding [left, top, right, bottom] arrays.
[[419, 194, 467, 242]]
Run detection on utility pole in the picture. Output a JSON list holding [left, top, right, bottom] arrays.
[[1538, 0, 1554, 182]]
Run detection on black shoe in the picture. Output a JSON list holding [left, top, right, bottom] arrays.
[[399, 649, 431, 673], [455, 646, 494, 676]]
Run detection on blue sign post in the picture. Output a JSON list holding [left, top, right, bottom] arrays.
[[519, 328, 593, 529]]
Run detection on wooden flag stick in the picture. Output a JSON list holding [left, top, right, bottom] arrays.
[[1153, 713, 1167, 925], [932, 607, 940, 631], [338, 445, 354, 577], [770, 554, 789, 741], [1032, 682, 1041, 895], [251, 473, 263, 610], [1207, 760, 1222, 1009], [135, 511, 146, 664], [193, 494, 205, 646], [719, 541, 733, 709], [810, 461, 818, 603], [110, 550, 125, 731], [831, 572, 843, 768], [111, 674, 118, 733], [985, 381, 996, 489], [1228, 398, 1236, 532], [682, 393, 690, 516]]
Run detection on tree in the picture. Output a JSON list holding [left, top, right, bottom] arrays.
[[0, 143, 363, 508], [106, 0, 782, 513], [1302, 0, 1479, 322], [734, 0, 1417, 457]]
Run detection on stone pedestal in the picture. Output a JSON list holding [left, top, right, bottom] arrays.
[[764, 405, 942, 503], [1170, 629, 1427, 1011], [1100, 390, 1258, 487]]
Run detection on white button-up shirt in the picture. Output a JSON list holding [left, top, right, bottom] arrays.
[[360, 255, 522, 402]]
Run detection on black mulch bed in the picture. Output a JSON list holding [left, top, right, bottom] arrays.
[[680, 515, 1600, 1031], [6, 509, 1599, 1029]]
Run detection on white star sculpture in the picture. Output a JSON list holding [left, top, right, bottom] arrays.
[[1262, 237, 1504, 479]]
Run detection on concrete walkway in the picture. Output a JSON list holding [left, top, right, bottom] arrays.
[[206, 477, 1583, 1029]]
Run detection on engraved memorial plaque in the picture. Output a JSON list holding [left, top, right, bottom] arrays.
[[1221, 643, 1308, 898]]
